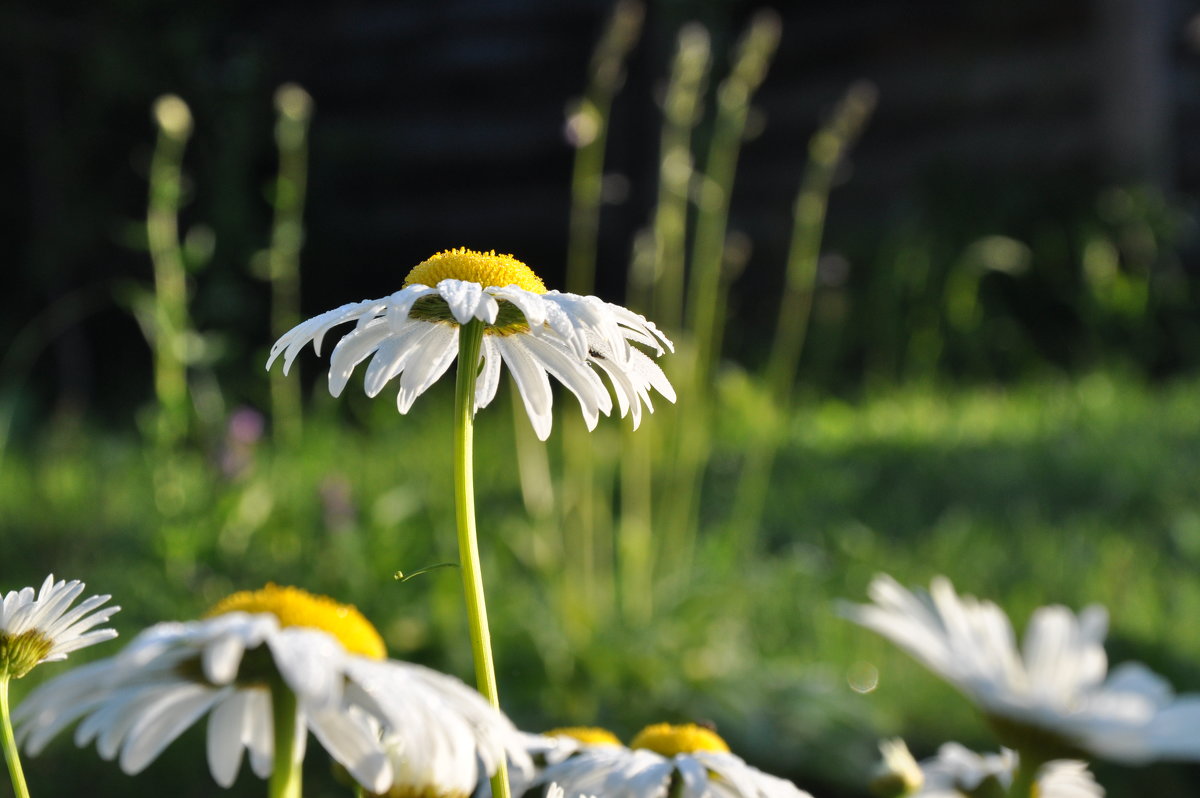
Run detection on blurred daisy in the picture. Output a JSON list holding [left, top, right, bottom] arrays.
[[0, 574, 119, 679], [914, 742, 1102, 798], [535, 722, 812, 798], [870, 738, 923, 797], [15, 584, 526, 795], [843, 575, 1200, 764], [266, 247, 675, 440], [493, 727, 623, 796]]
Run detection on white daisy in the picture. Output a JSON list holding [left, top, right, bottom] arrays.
[[534, 723, 813, 798], [843, 575, 1200, 764], [0, 574, 119, 679], [870, 738, 924, 796], [914, 742, 1102, 798], [266, 247, 675, 440], [14, 584, 527, 795]]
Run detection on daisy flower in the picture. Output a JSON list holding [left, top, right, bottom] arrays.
[[0, 574, 119, 680], [0, 576, 118, 798], [843, 575, 1200, 764], [14, 584, 527, 796], [870, 738, 923, 797], [534, 722, 813, 798], [913, 742, 1102, 798], [266, 247, 675, 440]]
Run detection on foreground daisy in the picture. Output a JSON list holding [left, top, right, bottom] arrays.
[[843, 575, 1200, 766], [1, 575, 119, 798], [14, 584, 526, 798], [266, 247, 675, 441], [535, 722, 813, 798], [0, 574, 120, 680], [266, 248, 675, 798], [912, 741, 1102, 798]]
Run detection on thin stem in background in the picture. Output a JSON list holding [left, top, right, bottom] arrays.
[[648, 23, 710, 334], [640, 24, 710, 579], [667, 12, 781, 577], [565, 0, 644, 297], [146, 94, 194, 451], [266, 84, 313, 447], [729, 82, 877, 550], [0, 678, 31, 798], [451, 320, 510, 798], [560, 0, 643, 628], [686, 10, 780, 385], [267, 682, 302, 798]]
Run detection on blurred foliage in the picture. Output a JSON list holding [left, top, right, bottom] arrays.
[[5, 6, 1200, 798], [4, 374, 1200, 795]]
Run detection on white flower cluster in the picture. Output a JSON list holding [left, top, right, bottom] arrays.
[[848, 574, 1200, 797]]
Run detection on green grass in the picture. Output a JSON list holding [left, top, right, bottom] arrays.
[[3, 372, 1200, 796]]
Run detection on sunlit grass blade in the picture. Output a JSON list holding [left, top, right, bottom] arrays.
[[686, 10, 780, 384], [730, 81, 877, 550], [664, 11, 781, 576], [264, 84, 313, 446], [146, 94, 194, 450], [648, 23, 711, 333], [565, 0, 644, 297]]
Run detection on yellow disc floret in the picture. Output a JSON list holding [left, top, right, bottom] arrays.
[[403, 248, 547, 294], [0, 630, 54, 679], [630, 723, 731, 757], [206, 583, 386, 661], [543, 726, 622, 747]]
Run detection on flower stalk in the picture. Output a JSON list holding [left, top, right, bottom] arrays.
[[0, 677, 31, 798], [452, 319, 511, 798], [268, 682, 302, 798]]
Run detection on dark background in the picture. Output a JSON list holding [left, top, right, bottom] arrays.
[[5, 0, 1200, 422]]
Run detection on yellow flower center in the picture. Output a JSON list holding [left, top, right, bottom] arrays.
[[543, 726, 622, 747], [0, 630, 54, 679], [403, 248, 547, 294], [206, 584, 386, 660], [630, 723, 730, 757]]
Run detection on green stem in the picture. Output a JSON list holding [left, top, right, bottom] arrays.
[[268, 683, 302, 798], [453, 320, 511, 798], [1009, 754, 1041, 798], [1, 677, 32, 798]]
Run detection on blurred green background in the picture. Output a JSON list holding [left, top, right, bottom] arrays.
[[4, 0, 1200, 796]]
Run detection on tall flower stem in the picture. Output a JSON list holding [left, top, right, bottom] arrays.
[[453, 319, 511, 798], [1009, 754, 1043, 798], [268, 683, 302, 798], [0, 677, 32, 798]]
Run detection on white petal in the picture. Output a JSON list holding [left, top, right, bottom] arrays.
[[207, 692, 252, 788], [119, 683, 225, 774], [361, 323, 427, 398], [245, 690, 275, 779], [486, 286, 547, 327], [474, 336, 502, 411], [495, 338, 554, 440], [328, 320, 393, 397], [268, 629, 343, 707], [439, 279, 498, 325], [202, 633, 246, 685], [514, 334, 612, 429], [396, 324, 459, 413], [308, 707, 393, 793]]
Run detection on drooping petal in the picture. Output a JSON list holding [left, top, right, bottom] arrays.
[[396, 324, 459, 413], [328, 320, 393, 397], [474, 336, 502, 412], [207, 691, 252, 788], [495, 337, 554, 440]]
